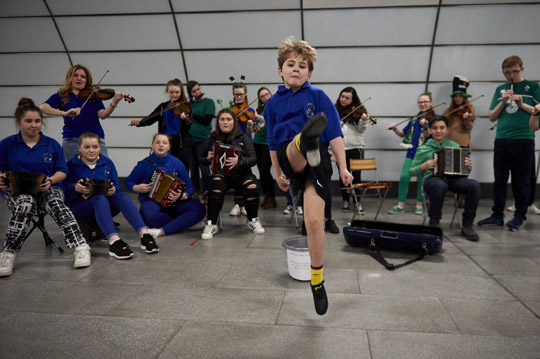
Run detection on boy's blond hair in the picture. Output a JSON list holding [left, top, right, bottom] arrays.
[[277, 37, 317, 72]]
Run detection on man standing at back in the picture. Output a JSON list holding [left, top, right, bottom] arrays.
[[478, 55, 540, 231]]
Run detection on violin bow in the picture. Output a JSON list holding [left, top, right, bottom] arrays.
[[340, 97, 372, 124], [387, 101, 446, 130], [132, 99, 189, 127], [444, 94, 485, 117], [78, 70, 109, 114]]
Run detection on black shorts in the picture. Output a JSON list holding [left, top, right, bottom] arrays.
[[277, 142, 332, 200]]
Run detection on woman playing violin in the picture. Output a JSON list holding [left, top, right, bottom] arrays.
[[335, 87, 370, 212], [130, 78, 193, 169], [443, 76, 475, 149], [40, 64, 126, 160], [230, 83, 256, 137]]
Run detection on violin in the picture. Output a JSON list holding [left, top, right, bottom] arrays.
[[169, 99, 191, 119], [230, 102, 255, 124], [78, 86, 135, 103], [341, 104, 367, 121], [456, 105, 472, 118]]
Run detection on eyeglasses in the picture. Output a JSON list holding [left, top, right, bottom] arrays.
[[503, 69, 522, 76], [233, 93, 245, 97]]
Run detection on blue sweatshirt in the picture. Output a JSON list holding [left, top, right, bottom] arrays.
[[0, 132, 68, 179], [62, 154, 121, 203], [124, 153, 194, 203], [264, 81, 342, 151]]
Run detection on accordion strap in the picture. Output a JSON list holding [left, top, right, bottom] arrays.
[[144, 159, 164, 172], [368, 239, 428, 270]]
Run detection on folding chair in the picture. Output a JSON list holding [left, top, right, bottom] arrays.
[[422, 191, 464, 229], [347, 158, 391, 222], [287, 185, 300, 228], [22, 206, 64, 253]]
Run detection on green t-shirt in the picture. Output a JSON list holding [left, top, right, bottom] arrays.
[[490, 79, 540, 140], [189, 98, 216, 143], [253, 108, 268, 145]]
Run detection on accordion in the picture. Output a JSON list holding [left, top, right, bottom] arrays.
[[212, 142, 240, 177], [433, 147, 471, 179], [82, 178, 113, 199], [5, 171, 46, 196], [149, 170, 187, 207]]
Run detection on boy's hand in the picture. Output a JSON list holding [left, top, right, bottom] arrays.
[[276, 174, 290, 192], [340, 169, 354, 187]]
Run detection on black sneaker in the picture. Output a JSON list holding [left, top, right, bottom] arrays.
[[300, 114, 327, 167], [325, 219, 340, 234], [311, 281, 328, 316], [301, 221, 307, 236], [140, 234, 160, 254], [108, 239, 134, 260]]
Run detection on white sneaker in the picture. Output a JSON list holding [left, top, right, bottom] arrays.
[[74, 243, 91, 268], [147, 228, 161, 239], [201, 220, 218, 240], [229, 204, 241, 216], [247, 218, 265, 234], [0, 251, 16, 277], [507, 204, 516, 211], [283, 205, 293, 214], [296, 206, 303, 215], [241, 206, 247, 216], [356, 204, 365, 214], [529, 204, 540, 214]]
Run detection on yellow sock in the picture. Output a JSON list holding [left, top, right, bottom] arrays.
[[310, 266, 323, 286], [295, 134, 302, 152]]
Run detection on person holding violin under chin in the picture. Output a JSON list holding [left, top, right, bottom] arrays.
[[335, 87, 370, 213], [228, 82, 256, 216], [130, 78, 193, 169], [40, 64, 129, 160], [442, 76, 476, 149]]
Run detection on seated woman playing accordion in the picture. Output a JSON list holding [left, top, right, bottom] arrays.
[[125, 134, 205, 240], [198, 109, 265, 240], [63, 132, 158, 259], [0, 98, 91, 277]]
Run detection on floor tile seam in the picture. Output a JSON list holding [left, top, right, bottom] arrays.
[[436, 295, 465, 335], [274, 320, 461, 334], [366, 328, 540, 339]]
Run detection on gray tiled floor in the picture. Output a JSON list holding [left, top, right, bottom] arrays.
[[1, 195, 539, 358]]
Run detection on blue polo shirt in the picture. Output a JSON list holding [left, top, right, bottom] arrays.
[[163, 100, 181, 136], [264, 81, 342, 151], [44, 92, 106, 139], [0, 132, 68, 177]]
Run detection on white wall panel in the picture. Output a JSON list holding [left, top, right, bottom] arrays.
[[314, 48, 431, 82], [69, 52, 185, 87], [46, 0, 170, 15], [430, 45, 540, 82], [176, 12, 301, 49], [443, 0, 538, 4], [436, 5, 540, 44], [184, 50, 279, 84], [0, 87, 60, 117], [305, 0, 438, 8], [107, 148, 154, 177], [0, 54, 71, 85], [56, 15, 178, 51], [172, 0, 300, 12], [304, 8, 437, 46], [0, 0, 48, 16], [0, 18, 63, 52]]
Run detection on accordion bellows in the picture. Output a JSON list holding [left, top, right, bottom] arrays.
[[433, 147, 471, 179], [82, 178, 113, 199], [149, 170, 187, 207], [7, 171, 46, 196], [212, 141, 240, 177]]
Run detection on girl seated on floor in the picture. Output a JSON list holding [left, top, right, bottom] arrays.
[[125, 134, 205, 240], [63, 132, 158, 259]]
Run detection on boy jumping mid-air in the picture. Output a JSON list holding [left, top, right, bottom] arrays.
[[265, 37, 353, 315]]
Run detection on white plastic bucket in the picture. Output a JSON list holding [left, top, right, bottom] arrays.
[[282, 236, 311, 281]]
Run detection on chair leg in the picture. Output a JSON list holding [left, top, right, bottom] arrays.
[[450, 194, 463, 229], [288, 187, 299, 228], [373, 188, 389, 221], [28, 216, 64, 253]]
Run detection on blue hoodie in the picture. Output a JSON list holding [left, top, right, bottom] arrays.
[[62, 154, 121, 204], [124, 153, 194, 204]]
